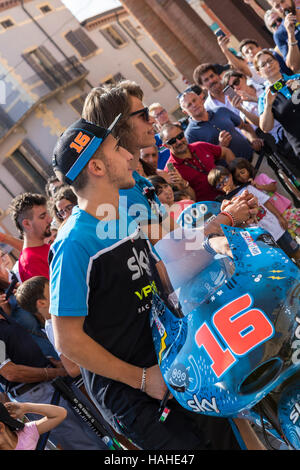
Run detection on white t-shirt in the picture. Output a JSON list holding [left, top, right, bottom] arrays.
[[236, 185, 285, 241]]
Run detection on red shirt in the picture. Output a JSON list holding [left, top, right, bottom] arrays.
[[18, 244, 50, 282], [164, 142, 221, 202]]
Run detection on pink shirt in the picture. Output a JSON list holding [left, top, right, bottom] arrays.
[[15, 422, 40, 450], [254, 173, 291, 214]]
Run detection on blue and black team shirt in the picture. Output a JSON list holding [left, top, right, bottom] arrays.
[[49, 206, 160, 368]]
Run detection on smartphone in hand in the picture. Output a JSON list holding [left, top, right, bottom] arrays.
[[215, 29, 226, 39], [167, 162, 176, 172], [223, 85, 238, 100]]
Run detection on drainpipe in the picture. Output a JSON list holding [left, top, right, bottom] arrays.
[[20, 0, 94, 89], [115, 12, 181, 95]]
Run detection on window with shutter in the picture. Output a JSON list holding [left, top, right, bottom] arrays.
[[121, 19, 141, 39], [150, 52, 176, 80], [3, 146, 47, 194], [40, 4, 52, 14], [101, 25, 128, 48], [0, 19, 14, 29], [65, 29, 98, 58], [102, 73, 125, 86], [20, 139, 52, 180], [23, 47, 71, 91], [134, 61, 162, 89], [69, 94, 87, 115]]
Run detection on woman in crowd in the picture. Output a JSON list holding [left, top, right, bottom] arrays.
[[254, 49, 300, 172], [50, 186, 78, 227]]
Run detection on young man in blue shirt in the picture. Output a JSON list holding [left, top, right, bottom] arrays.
[[49, 104, 262, 450]]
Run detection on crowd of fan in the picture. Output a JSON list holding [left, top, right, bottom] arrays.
[[0, 0, 299, 451]]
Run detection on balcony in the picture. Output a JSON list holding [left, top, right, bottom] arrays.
[[0, 55, 88, 142]]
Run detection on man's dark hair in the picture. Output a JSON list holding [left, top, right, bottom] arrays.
[[8, 193, 47, 237], [222, 70, 245, 87], [239, 39, 259, 55], [15, 275, 48, 315], [193, 63, 219, 86], [82, 80, 144, 152], [207, 166, 230, 189], [159, 122, 182, 143], [138, 158, 157, 177]]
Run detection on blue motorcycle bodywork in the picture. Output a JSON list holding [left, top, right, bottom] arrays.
[[151, 202, 300, 421]]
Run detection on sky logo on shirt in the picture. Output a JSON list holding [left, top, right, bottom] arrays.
[[127, 247, 151, 280]]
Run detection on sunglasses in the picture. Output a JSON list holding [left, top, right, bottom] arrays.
[[166, 131, 185, 146], [270, 18, 283, 29], [231, 77, 241, 88], [216, 175, 229, 191], [129, 107, 150, 121]]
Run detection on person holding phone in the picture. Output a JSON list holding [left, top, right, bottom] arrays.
[[255, 49, 300, 168], [160, 122, 236, 202], [267, 0, 300, 72], [192, 63, 264, 153]]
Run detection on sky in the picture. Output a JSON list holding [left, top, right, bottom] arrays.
[[61, 0, 122, 22]]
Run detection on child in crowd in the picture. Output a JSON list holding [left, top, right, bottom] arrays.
[[207, 166, 300, 264], [15, 276, 80, 378], [148, 175, 194, 220], [0, 401, 66, 450], [229, 158, 300, 241]]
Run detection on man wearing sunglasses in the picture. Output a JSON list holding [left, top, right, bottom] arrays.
[[82, 83, 172, 245], [160, 123, 236, 202]]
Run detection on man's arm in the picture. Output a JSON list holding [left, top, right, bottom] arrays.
[[217, 35, 252, 77], [220, 146, 236, 164], [284, 14, 300, 72], [52, 315, 168, 401], [259, 89, 277, 133], [0, 232, 23, 252], [0, 360, 67, 383]]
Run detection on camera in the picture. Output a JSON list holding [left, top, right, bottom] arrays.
[[270, 78, 286, 94]]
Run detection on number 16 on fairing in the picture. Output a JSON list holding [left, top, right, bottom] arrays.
[[195, 294, 275, 379]]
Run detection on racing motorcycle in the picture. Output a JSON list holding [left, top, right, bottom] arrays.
[[150, 201, 300, 450]]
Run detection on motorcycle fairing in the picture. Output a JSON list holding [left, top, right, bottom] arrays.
[[151, 219, 300, 417]]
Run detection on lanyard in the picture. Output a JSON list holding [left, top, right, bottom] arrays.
[[182, 151, 208, 175]]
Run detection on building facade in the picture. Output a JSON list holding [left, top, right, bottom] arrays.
[[0, 0, 186, 238], [119, 0, 273, 81]]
